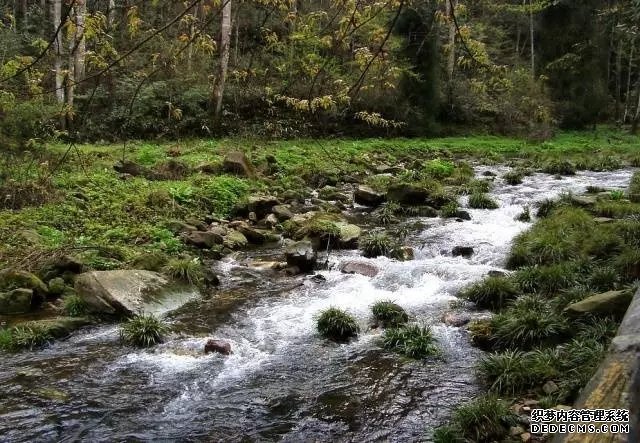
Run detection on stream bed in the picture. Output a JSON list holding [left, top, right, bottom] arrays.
[[0, 168, 633, 442]]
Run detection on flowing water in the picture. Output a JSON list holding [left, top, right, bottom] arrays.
[[0, 168, 633, 442]]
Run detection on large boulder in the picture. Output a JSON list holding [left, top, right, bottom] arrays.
[[340, 261, 379, 277], [222, 151, 255, 178], [336, 222, 361, 248], [204, 339, 232, 355], [285, 241, 317, 272], [452, 246, 474, 258], [564, 290, 633, 318], [0, 268, 48, 301], [0, 288, 33, 314], [184, 230, 223, 249], [354, 185, 385, 207], [233, 221, 270, 244], [386, 184, 429, 205], [75, 270, 172, 316], [285, 212, 361, 249]]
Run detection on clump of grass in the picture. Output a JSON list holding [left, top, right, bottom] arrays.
[[0, 325, 53, 352], [119, 315, 168, 347], [459, 277, 519, 310], [503, 171, 523, 185], [535, 198, 558, 217], [490, 295, 570, 350], [162, 257, 203, 285], [440, 201, 459, 218], [468, 193, 499, 209], [515, 206, 531, 222], [376, 202, 400, 225], [371, 300, 409, 328], [543, 159, 576, 176], [592, 201, 640, 218], [575, 317, 619, 342], [478, 350, 531, 394], [613, 248, 640, 282], [62, 294, 88, 316], [609, 190, 625, 201], [450, 395, 516, 442], [629, 171, 640, 202], [587, 266, 619, 292], [316, 307, 359, 342], [382, 324, 439, 358], [513, 263, 581, 295], [359, 231, 403, 259]]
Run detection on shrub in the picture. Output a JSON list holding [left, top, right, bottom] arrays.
[[515, 206, 531, 222], [503, 171, 523, 185], [372, 300, 409, 328], [376, 202, 400, 225], [440, 201, 459, 218], [63, 294, 88, 316], [452, 395, 516, 443], [120, 315, 168, 347], [382, 324, 439, 358], [459, 277, 519, 310], [163, 257, 203, 285], [468, 192, 499, 209], [316, 307, 359, 342], [360, 232, 403, 259], [543, 159, 576, 175]]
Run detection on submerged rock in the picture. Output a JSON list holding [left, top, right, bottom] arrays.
[[340, 261, 379, 277], [442, 312, 472, 327], [285, 240, 317, 272], [204, 339, 232, 355], [75, 270, 171, 316], [0, 288, 33, 314], [452, 246, 474, 258]]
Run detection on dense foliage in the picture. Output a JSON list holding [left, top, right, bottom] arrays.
[[1, 0, 640, 145]]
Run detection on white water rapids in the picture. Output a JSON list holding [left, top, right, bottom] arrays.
[[0, 168, 633, 442]]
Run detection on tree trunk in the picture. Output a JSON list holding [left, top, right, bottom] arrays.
[[212, 0, 232, 123], [615, 32, 623, 122], [529, 0, 534, 76], [75, 0, 86, 81], [623, 39, 635, 123], [108, 0, 116, 28], [445, 0, 456, 82], [632, 79, 640, 134], [51, 0, 65, 105]]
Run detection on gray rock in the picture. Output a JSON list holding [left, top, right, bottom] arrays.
[[340, 261, 379, 277], [272, 204, 294, 221], [354, 185, 385, 207], [0, 268, 48, 301], [48, 277, 66, 296], [285, 241, 317, 272], [455, 210, 472, 220], [0, 288, 33, 314], [564, 289, 632, 317], [222, 151, 255, 177], [184, 230, 223, 249], [386, 184, 429, 205], [223, 230, 249, 250], [442, 312, 472, 327], [235, 222, 269, 244], [542, 380, 559, 394], [75, 270, 171, 316]]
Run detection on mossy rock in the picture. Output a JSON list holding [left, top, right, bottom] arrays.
[[223, 230, 249, 250], [0, 288, 33, 314], [47, 277, 67, 297], [22, 317, 93, 338], [131, 252, 169, 272], [0, 268, 48, 301], [564, 290, 633, 318]]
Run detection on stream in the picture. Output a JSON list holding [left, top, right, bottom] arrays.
[[0, 168, 633, 442]]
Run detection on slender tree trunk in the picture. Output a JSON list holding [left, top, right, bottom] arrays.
[[615, 32, 623, 122], [75, 0, 86, 81], [623, 39, 635, 123], [51, 0, 65, 105], [529, 0, 534, 76], [108, 0, 116, 28], [212, 0, 232, 122], [445, 0, 456, 82], [632, 79, 640, 134]]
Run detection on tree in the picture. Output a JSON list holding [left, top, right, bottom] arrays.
[[212, 0, 232, 123]]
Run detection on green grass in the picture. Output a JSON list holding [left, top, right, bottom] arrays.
[[119, 315, 169, 347], [0, 325, 53, 352], [468, 192, 499, 209], [449, 395, 516, 443], [359, 232, 404, 259], [162, 257, 203, 285], [382, 324, 439, 358], [316, 307, 359, 342], [371, 300, 409, 328], [629, 171, 640, 202], [503, 170, 523, 185], [440, 201, 459, 218], [62, 294, 88, 316], [459, 277, 519, 310], [515, 206, 531, 222]]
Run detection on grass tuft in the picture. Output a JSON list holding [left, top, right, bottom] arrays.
[[468, 192, 499, 209], [62, 294, 88, 316], [459, 277, 519, 310], [382, 324, 439, 358], [162, 257, 203, 285], [119, 315, 168, 347], [371, 300, 409, 328], [316, 307, 359, 342]]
